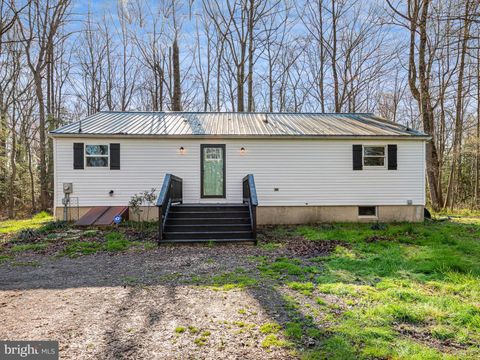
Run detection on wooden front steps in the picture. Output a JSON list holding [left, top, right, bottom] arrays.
[[162, 204, 255, 243]]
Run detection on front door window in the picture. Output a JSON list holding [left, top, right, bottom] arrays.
[[201, 145, 225, 198]]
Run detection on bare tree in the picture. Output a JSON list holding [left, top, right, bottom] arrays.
[[444, 0, 477, 209], [475, 36, 480, 206], [17, 0, 71, 211], [387, 0, 444, 210], [130, 1, 167, 111], [116, 2, 138, 111]]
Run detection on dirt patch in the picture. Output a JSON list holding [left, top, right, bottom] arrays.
[[258, 226, 348, 258], [0, 246, 311, 359], [284, 238, 346, 258], [365, 235, 393, 243], [1, 285, 299, 359], [395, 324, 468, 353], [2, 224, 343, 261], [0, 224, 343, 359]]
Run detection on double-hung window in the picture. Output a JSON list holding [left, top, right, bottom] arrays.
[[363, 145, 386, 168], [85, 145, 109, 167]]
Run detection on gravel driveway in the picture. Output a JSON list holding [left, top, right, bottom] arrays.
[[0, 245, 318, 359]]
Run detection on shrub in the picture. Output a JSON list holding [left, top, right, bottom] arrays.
[[15, 229, 38, 242], [129, 193, 144, 222], [38, 221, 68, 233], [129, 188, 157, 225]]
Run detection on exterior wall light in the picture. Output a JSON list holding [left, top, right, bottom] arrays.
[[240, 147, 246, 155], [179, 146, 185, 154]]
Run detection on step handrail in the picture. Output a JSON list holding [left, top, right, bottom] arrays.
[[157, 174, 183, 243], [242, 174, 258, 244]]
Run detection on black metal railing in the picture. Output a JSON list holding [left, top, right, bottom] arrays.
[[243, 174, 258, 244], [157, 174, 183, 243]]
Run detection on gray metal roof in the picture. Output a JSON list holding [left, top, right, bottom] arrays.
[[50, 112, 427, 138]]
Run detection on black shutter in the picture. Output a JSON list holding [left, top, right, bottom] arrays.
[[353, 145, 363, 170], [73, 143, 84, 169], [388, 144, 397, 170], [110, 143, 120, 170]]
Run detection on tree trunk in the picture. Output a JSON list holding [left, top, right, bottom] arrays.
[[237, 29, 246, 113], [247, 0, 254, 112], [444, 0, 471, 210], [216, 44, 223, 111], [0, 99, 6, 206], [331, 0, 340, 112], [34, 74, 49, 211], [268, 53, 273, 112], [7, 111, 16, 219], [408, 0, 443, 210], [27, 142, 35, 212], [47, 41, 55, 209], [172, 37, 182, 111], [475, 41, 480, 207], [318, 0, 325, 112]]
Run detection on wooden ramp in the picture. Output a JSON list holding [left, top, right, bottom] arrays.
[[75, 206, 129, 226]]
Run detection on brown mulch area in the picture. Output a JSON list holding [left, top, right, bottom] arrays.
[[258, 225, 349, 258], [0, 225, 158, 257], [284, 238, 346, 257], [1, 223, 347, 260]]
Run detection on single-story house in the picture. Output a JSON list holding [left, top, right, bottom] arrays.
[[50, 112, 428, 242]]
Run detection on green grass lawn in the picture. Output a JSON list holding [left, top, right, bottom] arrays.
[[0, 213, 479, 358], [271, 219, 480, 359], [0, 212, 53, 236]]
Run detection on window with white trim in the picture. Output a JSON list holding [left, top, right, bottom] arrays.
[[85, 145, 109, 167], [363, 145, 386, 167]]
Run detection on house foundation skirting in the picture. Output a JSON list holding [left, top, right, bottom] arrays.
[[257, 205, 424, 224], [55, 205, 423, 224], [54, 206, 159, 222]]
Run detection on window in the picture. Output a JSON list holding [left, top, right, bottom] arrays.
[[85, 145, 109, 167], [205, 147, 222, 160], [358, 206, 377, 217], [363, 146, 386, 167]]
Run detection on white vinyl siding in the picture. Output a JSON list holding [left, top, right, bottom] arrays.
[[54, 138, 426, 207]]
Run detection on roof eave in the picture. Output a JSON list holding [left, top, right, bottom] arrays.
[[49, 132, 431, 140]]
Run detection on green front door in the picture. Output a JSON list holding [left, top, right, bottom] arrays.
[[201, 144, 226, 198]]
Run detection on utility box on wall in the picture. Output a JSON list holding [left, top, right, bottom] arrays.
[[63, 183, 73, 194]]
